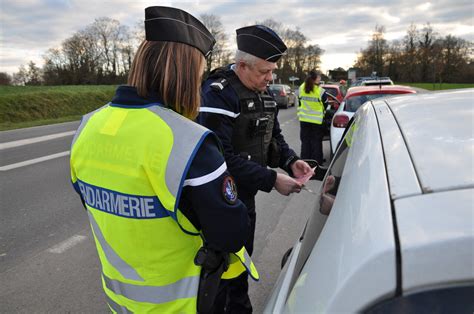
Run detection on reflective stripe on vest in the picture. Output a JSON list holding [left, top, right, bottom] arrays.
[[105, 292, 132, 314], [298, 84, 325, 124], [88, 211, 144, 281], [147, 106, 210, 219], [103, 273, 200, 304]]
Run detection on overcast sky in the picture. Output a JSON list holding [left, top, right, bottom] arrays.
[[1, 0, 473, 75]]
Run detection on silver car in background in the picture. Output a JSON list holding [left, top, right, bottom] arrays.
[[264, 89, 474, 313], [269, 84, 297, 109]]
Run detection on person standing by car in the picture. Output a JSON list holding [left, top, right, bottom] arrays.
[[298, 70, 329, 164], [70, 6, 257, 313], [198, 25, 313, 313]]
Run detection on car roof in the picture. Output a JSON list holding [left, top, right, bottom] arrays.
[[382, 89, 474, 193], [346, 85, 415, 98], [372, 89, 474, 292]]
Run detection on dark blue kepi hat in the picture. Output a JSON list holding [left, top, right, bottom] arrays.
[[236, 25, 287, 62], [145, 6, 216, 57]]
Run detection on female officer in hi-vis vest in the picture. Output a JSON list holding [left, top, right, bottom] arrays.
[[298, 70, 329, 164], [70, 6, 258, 313]]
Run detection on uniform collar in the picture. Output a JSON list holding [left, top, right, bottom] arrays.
[[111, 85, 164, 106]]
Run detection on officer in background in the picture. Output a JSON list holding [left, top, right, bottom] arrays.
[[198, 25, 313, 313], [70, 6, 257, 313], [298, 70, 329, 164]]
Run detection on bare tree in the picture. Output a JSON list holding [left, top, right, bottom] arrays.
[[403, 23, 419, 82], [12, 65, 28, 85], [386, 40, 403, 81], [27, 61, 42, 85], [418, 23, 437, 82], [354, 25, 389, 76], [91, 17, 122, 75], [440, 35, 471, 83], [199, 14, 229, 73], [0, 72, 12, 85]]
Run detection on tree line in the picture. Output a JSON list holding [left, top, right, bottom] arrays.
[[354, 23, 473, 83], [2, 16, 472, 86], [2, 15, 323, 86]]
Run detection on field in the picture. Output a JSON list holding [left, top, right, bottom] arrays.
[[0, 85, 116, 131]]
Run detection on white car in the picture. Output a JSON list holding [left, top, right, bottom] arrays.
[[264, 89, 474, 313], [330, 85, 416, 155]]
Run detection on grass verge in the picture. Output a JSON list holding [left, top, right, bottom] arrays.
[[0, 85, 116, 131]]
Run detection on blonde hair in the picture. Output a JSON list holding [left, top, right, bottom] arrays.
[[128, 41, 204, 119]]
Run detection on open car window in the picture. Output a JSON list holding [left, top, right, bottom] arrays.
[[287, 118, 354, 293]]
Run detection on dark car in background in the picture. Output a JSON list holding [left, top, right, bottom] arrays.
[[269, 84, 296, 109]]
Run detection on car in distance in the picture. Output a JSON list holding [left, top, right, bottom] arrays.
[[330, 85, 416, 154], [269, 84, 296, 109], [264, 89, 474, 313]]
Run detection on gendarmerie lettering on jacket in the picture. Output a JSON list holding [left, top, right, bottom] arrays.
[[76, 179, 164, 219]]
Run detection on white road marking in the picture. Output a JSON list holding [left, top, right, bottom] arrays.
[[0, 131, 75, 150], [0, 151, 70, 171], [47, 235, 87, 254]]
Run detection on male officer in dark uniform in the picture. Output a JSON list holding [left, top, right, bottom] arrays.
[[198, 25, 313, 313]]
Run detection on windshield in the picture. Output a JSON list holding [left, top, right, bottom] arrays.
[[345, 93, 397, 112]]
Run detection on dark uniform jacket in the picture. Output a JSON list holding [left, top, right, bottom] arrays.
[[198, 65, 298, 201]]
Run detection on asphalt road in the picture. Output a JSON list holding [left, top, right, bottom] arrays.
[[0, 107, 328, 312]]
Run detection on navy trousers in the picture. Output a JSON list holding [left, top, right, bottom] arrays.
[[299, 121, 325, 164]]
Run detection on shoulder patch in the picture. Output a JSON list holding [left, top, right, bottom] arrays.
[[210, 78, 228, 91], [222, 175, 238, 205]]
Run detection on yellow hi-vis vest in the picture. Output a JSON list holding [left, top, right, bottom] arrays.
[[298, 83, 325, 124], [70, 103, 258, 313]]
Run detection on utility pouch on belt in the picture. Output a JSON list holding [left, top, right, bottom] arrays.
[[249, 117, 269, 136], [194, 247, 229, 313], [267, 137, 281, 168]]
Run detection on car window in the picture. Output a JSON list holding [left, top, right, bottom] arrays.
[[287, 122, 352, 292]]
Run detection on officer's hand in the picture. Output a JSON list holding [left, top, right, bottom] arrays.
[[275, 173, 302, 196], [291, 160, 313, 178]]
